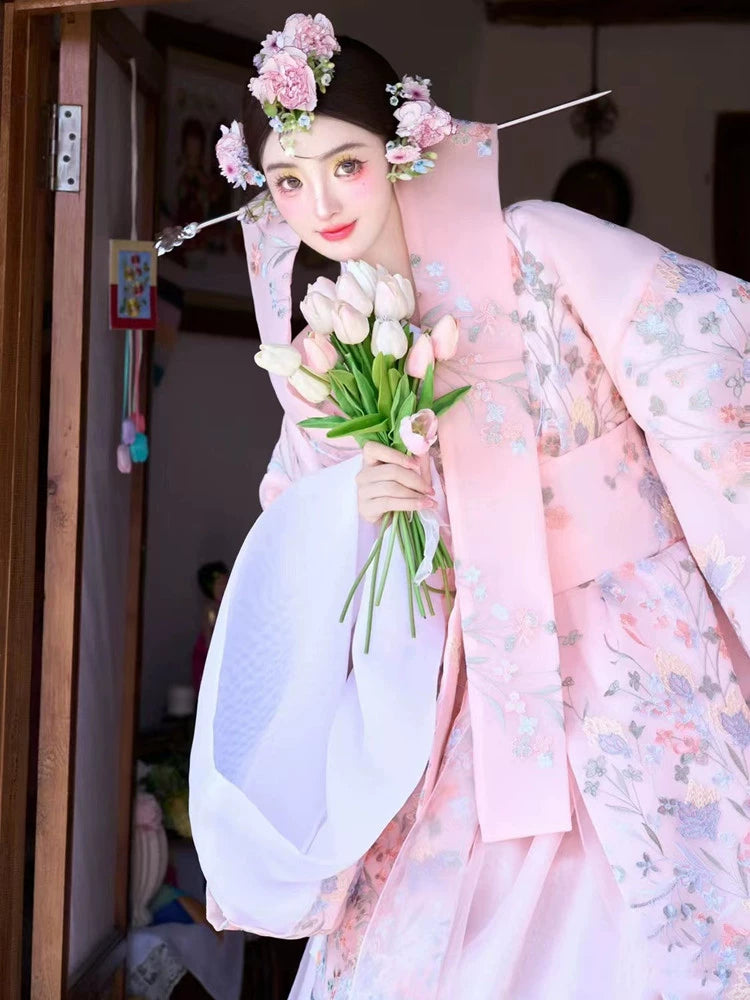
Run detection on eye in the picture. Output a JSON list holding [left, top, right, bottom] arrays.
[[334, 157, 363, 178], [275, 174, 302, 192]]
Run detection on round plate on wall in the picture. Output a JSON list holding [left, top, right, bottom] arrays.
[[552, 158, 632, 227]]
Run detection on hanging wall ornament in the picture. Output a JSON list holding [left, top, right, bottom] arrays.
[[552, 24, 632, 226], [111, 57, 155, 473]]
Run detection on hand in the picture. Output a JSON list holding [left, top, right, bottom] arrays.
[[356, 442, 437, 524]]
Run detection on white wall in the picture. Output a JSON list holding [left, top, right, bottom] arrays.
[[139, 333, 280, 729], [474, 22, 750, 262]]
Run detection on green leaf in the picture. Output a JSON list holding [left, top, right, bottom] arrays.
[[328, 370, 362, 416], [371, 352, 385, 391], [389, 375, 409, 429], [433, 384, 472, 418], [329, 369, 357, 394], [327, 412, 388, 439], [351, 365, 378, 413], [395, 390, 416, 428], [377, 364, 393, 418], [388, 367, 401, 397], [419, 362, 434, 410], [297, 416, 347, 430]]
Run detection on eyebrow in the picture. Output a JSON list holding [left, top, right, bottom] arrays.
[[264, 141, 368, 172]]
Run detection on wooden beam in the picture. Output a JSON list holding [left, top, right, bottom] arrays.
[[17, 0, 183, 12], [0, 6, 53, 998], [484, 0, 750, 23], [31, 10, 94, 998]]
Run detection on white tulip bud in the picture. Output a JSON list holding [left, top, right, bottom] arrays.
[[374, 276, 410, 321], [393, 273, 416, 318], [253, 344, 302, 376], [288, 367, 331, 403], [300, 290, 335, 335], [344, 259, 378, 301], [371, 318, 408, 359], [307, 275, 337, 299], [335, 271, 374, 314]]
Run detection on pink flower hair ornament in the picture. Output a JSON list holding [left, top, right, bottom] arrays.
[[215, 14, 456, 189], [215, 121, 266, 190], [249, 12, 340, 152], [384, 76, 456, 181]]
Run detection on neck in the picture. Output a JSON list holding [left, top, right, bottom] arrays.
[[361, 194, 412, 283]]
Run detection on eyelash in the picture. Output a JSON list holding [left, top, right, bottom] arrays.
[[274, 157, 365, 193]]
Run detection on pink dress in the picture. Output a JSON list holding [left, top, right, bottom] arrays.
[[189, 126, 750, 1000], [277, 207, 750, 999]]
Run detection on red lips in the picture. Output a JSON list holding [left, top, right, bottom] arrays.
[[319, 221, 356, 241]]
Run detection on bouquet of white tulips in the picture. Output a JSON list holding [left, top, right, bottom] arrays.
[[254, 259, 469, 652]]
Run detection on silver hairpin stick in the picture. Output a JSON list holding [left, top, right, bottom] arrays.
[[154, 90, 613, 254], [498, 90, 612, 130]]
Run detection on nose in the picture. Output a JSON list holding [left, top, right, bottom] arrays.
[[312, 178, 341, 225]]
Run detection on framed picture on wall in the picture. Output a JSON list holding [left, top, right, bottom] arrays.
[[146, 13, 260, 337]]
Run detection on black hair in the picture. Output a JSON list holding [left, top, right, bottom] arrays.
[[197, 560, 229, 600], [243, 36, 398, 176]]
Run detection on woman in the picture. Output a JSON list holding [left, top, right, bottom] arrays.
[[189, 17, 750, 999]]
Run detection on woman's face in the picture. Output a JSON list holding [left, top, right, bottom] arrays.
[[260, 115, 397, 264]]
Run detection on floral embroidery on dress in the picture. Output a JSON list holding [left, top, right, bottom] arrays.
[[561, 537, 750, 995], [505, 205, 630, 459], [449, 119, 493, 157]]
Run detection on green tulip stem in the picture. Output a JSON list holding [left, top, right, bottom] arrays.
[[364, 513, 390, 654], [339, 528, 384, 624], [375, 513, 399, 607], [397, 515, 426, 619]]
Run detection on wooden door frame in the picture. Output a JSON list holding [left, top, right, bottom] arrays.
[[0, 1, 165, 997], [0, 6, 54, 999]]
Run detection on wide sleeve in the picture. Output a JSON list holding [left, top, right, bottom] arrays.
[[512, 200, 750, 657], [189, 437, 449, 939]]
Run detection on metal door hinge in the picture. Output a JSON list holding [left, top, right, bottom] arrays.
[[48, 104, 82, 192]]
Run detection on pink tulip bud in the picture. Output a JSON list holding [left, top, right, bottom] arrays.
[[399, 408, 439, 456], [303, 331, 339, 373], [405, 332, 434, 378], [429, 314, 460, 360], [331, 301, 370, 345]]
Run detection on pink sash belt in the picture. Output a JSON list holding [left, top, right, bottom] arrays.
[[540, 418, 683, 595]]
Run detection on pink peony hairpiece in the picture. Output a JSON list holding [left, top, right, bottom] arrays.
[[215, 121, 266, 190], [384, 75, 456, 182], [248, 13, 340, 151], [227, 14, 454, 185]]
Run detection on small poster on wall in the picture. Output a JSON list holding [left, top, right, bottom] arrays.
[[109, 239, 158, 330]]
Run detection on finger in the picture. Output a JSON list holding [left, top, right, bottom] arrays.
[[367, 495, 436, 518], [360, 481, 435, 503], [360, 465, 433, 495], [362, 441, 420, 471]]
